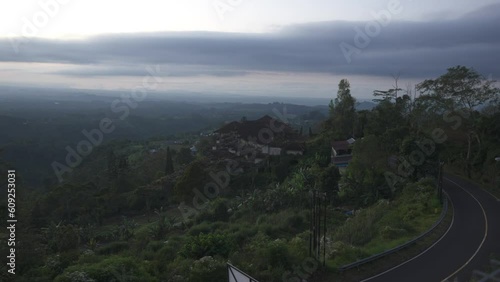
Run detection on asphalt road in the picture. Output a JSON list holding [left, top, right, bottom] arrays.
[[362, 174, 500, 282]]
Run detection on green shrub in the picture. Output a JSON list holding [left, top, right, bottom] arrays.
[[146, 241, 164, 253], [163, 257, 193, 281], [78, 251, 100, 265], [148, 215, 172, 240], [333, 201, 387, 246], [329, 241, 369, 265], [151, 237, 185, 276], [284, 213, 306, 231], [108, 217, 137, 241], [156, 242, 180, 265], [230, 225, 258, 246], [212, 198, 230, 222], [57, 271, 95, 282], [188, 221, 228, 236], [95, 226, 116, 242], [399, 203, 424, 222], [188, 256, 227, 282], [55, 256, 156, 282], [379, 226, 407, 240], [180, 233, 234, 259], [96, 241, 129, 255], [193, 208, 214, 224], [377, 209, 413, 232], [287, 232, 310, 259], [265, 239, 292, 268], [142, 241, 165, 260], [260, 223, 285, 238], [43, 224, 80, 253]]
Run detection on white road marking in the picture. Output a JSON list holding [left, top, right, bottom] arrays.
[[441, 177, 489, 282], [361, 192, 455, 282], [477, 186, 500, 202]]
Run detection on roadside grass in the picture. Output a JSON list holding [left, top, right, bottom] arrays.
[[327, 205, 442, 269], [310, 197, 453, 282], [363, 236, 413, 255], [309, 178, 449, 281]]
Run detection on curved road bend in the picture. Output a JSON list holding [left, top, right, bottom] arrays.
[[362, 174, 500, 282]]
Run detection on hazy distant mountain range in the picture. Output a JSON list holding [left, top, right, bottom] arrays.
[[0, 86, 376, 109]]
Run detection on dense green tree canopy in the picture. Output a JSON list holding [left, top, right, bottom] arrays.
[[327, 79, 357, 139]]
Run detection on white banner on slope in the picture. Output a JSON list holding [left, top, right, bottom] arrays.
[[228, 263, 259, 282]]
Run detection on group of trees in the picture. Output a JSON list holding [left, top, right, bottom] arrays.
[[1, 65, 497, 281], [416, 66, 499, 178], [322, 66, 498, 204], [327, 79, 357, 139]]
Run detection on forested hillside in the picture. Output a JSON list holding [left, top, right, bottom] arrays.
[[0, 66, 498, 281]]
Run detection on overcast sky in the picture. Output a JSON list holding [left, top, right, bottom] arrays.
[[0, 0, 499, 100]]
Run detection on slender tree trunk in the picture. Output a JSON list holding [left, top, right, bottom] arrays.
[[466, 132, 473, 178]]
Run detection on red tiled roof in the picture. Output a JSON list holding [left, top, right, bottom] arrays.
[[332, 140, 350, 151], [214, 115, 297, 144], [214, 121, 240, 134]]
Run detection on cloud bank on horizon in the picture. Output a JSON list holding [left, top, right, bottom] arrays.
[[0, 1, 499, 99]]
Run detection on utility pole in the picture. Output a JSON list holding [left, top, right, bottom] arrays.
[[309, 190, 327, 266], [323, 196, 327, 267], [437, 160, 444, 204]]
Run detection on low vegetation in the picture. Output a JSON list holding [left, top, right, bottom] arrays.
[[0, 66, 497, 281]]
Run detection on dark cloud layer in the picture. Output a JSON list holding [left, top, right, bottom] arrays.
[[1, 3, 499, 79]]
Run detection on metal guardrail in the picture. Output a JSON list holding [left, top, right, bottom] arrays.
[[339, 192, 450, 272]]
